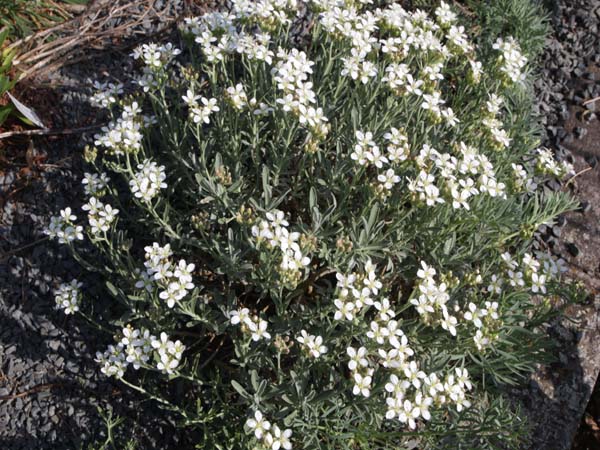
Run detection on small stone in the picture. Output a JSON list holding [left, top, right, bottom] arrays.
[[574, 127, 588, 139], [565, 242, 579, 257], [578, 201, 591, 213], [585, 155, 598, 168], [552, 226, 562, 237]]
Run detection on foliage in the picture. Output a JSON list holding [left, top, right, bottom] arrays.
[[0, 0, 89, 129], [46, 1, 579, 448], [0, 27, 17, 127], [0, 0, 88, 38]]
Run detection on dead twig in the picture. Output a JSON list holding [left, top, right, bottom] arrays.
[[0, 383, 64, 401], [583, 96, 600, 106], [11, 0, 187, 81], [0, 237, 49, 263], [0, 124, 102, 140], [564, 167, 593, 189]]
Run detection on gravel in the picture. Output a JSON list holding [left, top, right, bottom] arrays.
[[515, 0, 600, 448], [0, 1, 208, 448]]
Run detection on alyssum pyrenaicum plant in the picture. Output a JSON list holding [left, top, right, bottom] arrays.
[[45, 0, 577, 448]]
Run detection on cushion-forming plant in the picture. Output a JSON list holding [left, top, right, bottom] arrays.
[[45, 1, 578, 448]]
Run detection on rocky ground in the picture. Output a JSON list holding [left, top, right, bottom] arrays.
[[1, 0, 600, 448], [531, 0, 600, 448], [0, 2, 205, 448]]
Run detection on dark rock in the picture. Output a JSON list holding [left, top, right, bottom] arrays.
[[585, 155, 598, 168], [565, 242, 580, 257], [574, 127, 588, 139], [578, 201, 592, 214]]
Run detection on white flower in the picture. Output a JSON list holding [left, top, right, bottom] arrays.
[[531, 272, 546, 294], [508, 270, 525, 287], [352, 372, 372, 397], [440, 309, 458, 336], [378, 169, 401, 190], [191, 97, 220, 124], [398, 399, 420, 429], [417, 261, 436, 281], [248, 318, 271, 341], [54, 279, 83, 315], [151, 332, 185, 374], [334, 299, 355, 321], [347, 346, 368, 371], [82, 172, 110, 196], [455, 367, 473, 391], [473, 329, 491, 351], [226, 83, 248, 110], [129, 160, 167, 203], [229, 308, 251, 326], [297, 330, 327, 358], [182, 89, 200, 106], [44, 208, 84, 244], [267, 425, 292, 450], [246, 410, 271, 439], [403, 360, 426, 389], [487, 274, 503, 294]]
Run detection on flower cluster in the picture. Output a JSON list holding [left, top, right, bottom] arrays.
[[54, 279, 83, 315], [493, 37, 527, 84], [273, 47, 329, 143], [81, 197, 119, 235], [129, 159, 167, 203], [132, 43, 182, 69], [407, 142, 507, 209], [44, 207, 84, 244], [482, 94, 512, 150], [151, 331, 186, 373], [385, 367, 473, 429], [95, 328, 185, 377], [183, 90, 220, 124], [501, 251, 556, 295], [130, 43, 181, 92], [233, 0, 300, 29], [225, 83, 249, 110], [536, 148, 574, 178], [251, 210, 312, 287], [334, 260, 383, 322], [411, 261, 457, 336], [334, 261, 473, 429], [463, 301, 500, 351], [296, 330, 327, 358], [93, 102, 150, 155], [81, 172, 110, 197], [89, 81, 124, 108], [511, 163, 537, 194], [229, 308, 271, 342], [137, 243, 195, 308], [181, 12, 275, 65], [246, 410, 293, 450]]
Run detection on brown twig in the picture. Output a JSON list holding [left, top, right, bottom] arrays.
[[583, 96, 600, 106], [0, 124, 102, 140], [0, 237, 49, 263], [0, 383, 63, 401], [11, 0, 185, 81], [564, 167, 593, 189]]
